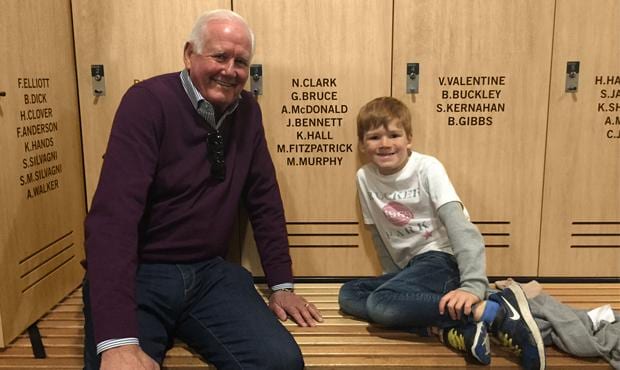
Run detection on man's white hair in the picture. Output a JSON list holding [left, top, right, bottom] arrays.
[[188, 9, 255, 57]]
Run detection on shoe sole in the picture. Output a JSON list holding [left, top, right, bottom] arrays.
[[506, 284, 546, 370]]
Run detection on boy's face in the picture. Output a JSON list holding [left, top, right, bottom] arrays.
[[360, 119, 412, 175]]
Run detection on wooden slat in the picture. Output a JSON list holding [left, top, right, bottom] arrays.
[[0, 283, 616, 369]]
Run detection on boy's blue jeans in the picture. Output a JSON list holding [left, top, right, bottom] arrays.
[[83, 257, 303, 370], [339, 251, 469, 331]]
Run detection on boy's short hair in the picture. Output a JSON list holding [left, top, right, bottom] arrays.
[[356, 97, 412, 142]]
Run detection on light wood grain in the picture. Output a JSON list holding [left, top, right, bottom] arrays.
[[539, 0, 620, 276], [391, 0, 556, 276], [0, 283, 616, 369], [0, 0, 86, 348], [72, 0, 230, 206], [234, 0, 392, 276]]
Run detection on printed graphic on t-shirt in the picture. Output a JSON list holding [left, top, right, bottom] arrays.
[[384, 219, 433, 241], [382, 201, 414, 226], [358, 152, 458, 266], [381, 201, 435, 241], [367, 187, 420, 202]]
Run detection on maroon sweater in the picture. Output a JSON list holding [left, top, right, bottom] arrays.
[[85, 72, 292, 344]]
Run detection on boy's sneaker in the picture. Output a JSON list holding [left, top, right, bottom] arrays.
[[441, 321, 491, 365], [488, 284, 545, 370]]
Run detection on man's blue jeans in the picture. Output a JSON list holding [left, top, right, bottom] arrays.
[[339, 251, 468, 331], [83, 257, 303, 370]]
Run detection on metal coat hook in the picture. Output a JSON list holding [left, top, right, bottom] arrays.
[[406, 63, 419, 94], [250, 64, 263, 96], [91, 64, 106, 96], [565, 61, 580, 93]]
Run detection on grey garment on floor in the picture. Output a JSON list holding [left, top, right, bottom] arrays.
[[528, 292, 620, 369]]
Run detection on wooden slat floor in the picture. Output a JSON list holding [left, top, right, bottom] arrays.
[[0, 283, 617, 369]]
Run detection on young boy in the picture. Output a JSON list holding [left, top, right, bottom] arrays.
[[339, 97, 545, 369]]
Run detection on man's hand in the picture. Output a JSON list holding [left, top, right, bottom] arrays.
[[268, 290, 323, 327], [101, 344, 159, 370], [438, 289, 481, 320]]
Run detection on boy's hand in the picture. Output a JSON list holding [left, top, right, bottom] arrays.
[[439, 289, 481, 320]]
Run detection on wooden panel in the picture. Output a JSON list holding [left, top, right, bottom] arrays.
[[0, 0, 86, 347], [392, 0, 555, 276], [539, 0, 620, 276], [235, 0, 391, 276], [0, 284, 617, 369], [72, 0, 230, 205]]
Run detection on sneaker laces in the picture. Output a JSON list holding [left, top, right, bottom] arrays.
[[497, 331, 522, 356], [446, 328, 466, 351]]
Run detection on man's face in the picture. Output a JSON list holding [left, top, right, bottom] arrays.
[[184, 19, 252, 111]]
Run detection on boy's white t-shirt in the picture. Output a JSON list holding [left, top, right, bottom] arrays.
[[357, 151, 464, 268]]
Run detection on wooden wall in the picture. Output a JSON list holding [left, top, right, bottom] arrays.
[[539, 0, 620, 276], [72, 0, 230, 207], [1, 0, 618, 347], [0, 0, 86, 347], [391, 0, 555, 276], [235, 0, 392, 277]]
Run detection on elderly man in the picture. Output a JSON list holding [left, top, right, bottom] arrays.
[[83, 9, 321, 370]]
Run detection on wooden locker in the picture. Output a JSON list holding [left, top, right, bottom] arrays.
[[0, 0, 86, 347], [392, 0, 555, 276], [72, 0, 230, 205], [235, 0, 392, 276], [539, 0, 620, 276]]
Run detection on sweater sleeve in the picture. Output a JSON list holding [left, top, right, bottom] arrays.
[[368, 225, 400, 274], [437, 201, 489, 299], [85, 85, 161, 344], [241, 98, 293, 287]]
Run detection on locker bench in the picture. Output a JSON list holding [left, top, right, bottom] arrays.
[[0, 283, 617, 369]]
